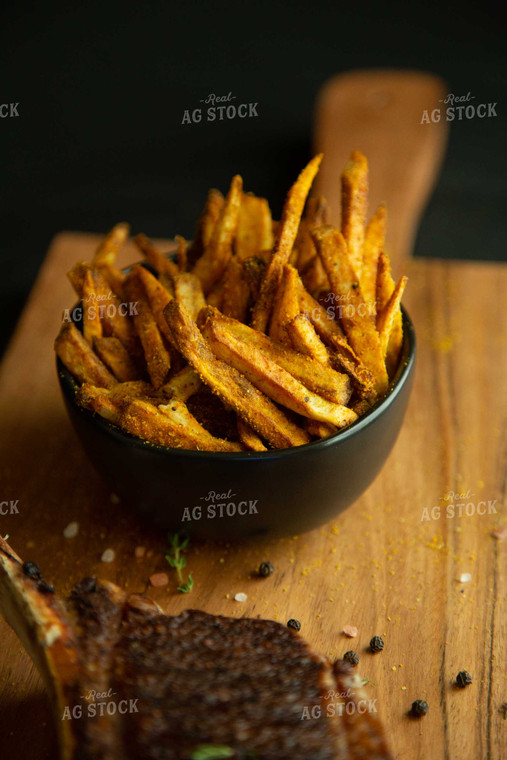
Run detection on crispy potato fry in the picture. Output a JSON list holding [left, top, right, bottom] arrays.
[[161, 366, 203, 401], [360, 203, 386, 307], [133, 265, 175, 348], [198, 306, 351, 405], [313, 225, 388, 396], [301, 256, 328, 299], [202, 316, 357, 429], [189, 188, 225, 265], [134, 233, 179, 277], [305, 419, 337, 439], [76, 380, 161, 423], [377, 274, 407, 356], [158, 399, 242, 452], [193, 175, 243, 293], [95, 262, 126, 298], [93, 336, 140, 382], [164, 300, 310, 448], [206, 279, 224, 309], [67, 261, 91, 296], [221, 255, 250, 323], [175, 235, 188, 272], [237, 417, 267, 452], [341, 150, 368, 278], [241, 256, 266, 302], [93, 222, 130, 267], [286, 314, 330, 366], [87, 268, 141, 357], [123, 272, 171, 388], [235, 193, 274, 260], [55, 323, 116, 388], [269, 265, 301, 344], [251, 154, 323, 332], [173, 272, 206, 322], [82, 269, 103, 346], [376, 251, 404, 376]]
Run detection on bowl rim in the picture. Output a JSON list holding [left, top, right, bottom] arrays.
[[57, 259, 416, 460]]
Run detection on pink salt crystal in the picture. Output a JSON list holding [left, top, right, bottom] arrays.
[[343, 625, 358, 638], [149, 572, 169, 587], [492, 526, 507, 541], [135, 546, 146, 558]]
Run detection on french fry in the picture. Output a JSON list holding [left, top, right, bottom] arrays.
[[76, 381, 161, 423], [89, 268, 140, 356], [360, 204, 386, 307], [202, 315, 357, 429], [67, 261, 90, 297], [161, 366, 202, 401], [235, 193, 274, 260], [193, 175, 243, 293], [206, 279, 224, 309], [241, 256, 266, 302], [158, 400, 242, 452], [269, 265, 301, 344], [93, 222, 130, 268], [164, 300, 310, 449], [133, 265, 175, 347], [198, 306, 351, 405], [312, 225, 388, 396], [82, 269, 103, 346], [296, 196, 329, 273], [55, 323, 116, 388], [341, 150, 368, 278], [286, 314, 330, 366], [173, 272, 206, 322], [221, 256, 250, 323], [175, 235, 188, 272], [251, 154, 323, 332], [305, 419, 337, 439], [237, 417, 267, 452], [134, 233, 179, 277], [189, 188, 225, 265], [376, 251, 404, 376], [377, 275, 407, 357], [123, 272, 171, 388], [93, 336, 140, 382], [96, 262, 126, 298], [301, 256, 328, 299]]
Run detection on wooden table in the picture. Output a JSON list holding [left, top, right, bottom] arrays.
[[0, 232, 505, 759]]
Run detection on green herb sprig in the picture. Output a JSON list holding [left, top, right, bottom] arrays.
[[166, 533, 194, 594]]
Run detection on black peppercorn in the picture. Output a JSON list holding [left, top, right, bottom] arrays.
[[22, 561, 42, 580], [456, 671, 472, 688], [410, 699, 429, 717], [287, 619, 301, 631], [369, 636, 384, 653], [258, 561, 274, 578], [37, 580, 55, 594], [343, 650, 359, 667]]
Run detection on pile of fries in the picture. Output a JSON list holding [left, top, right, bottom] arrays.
[[55, 151, 407, 452]]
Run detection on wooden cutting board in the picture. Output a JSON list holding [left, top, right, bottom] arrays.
[[0, 233, 505, 759]]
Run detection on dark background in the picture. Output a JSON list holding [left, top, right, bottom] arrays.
[[0, 0, 505, 355]]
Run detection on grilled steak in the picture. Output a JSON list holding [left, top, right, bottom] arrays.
[[0, 537, 392, 759]]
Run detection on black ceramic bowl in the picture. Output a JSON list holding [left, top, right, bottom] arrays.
[[57, 303, 415, 540]]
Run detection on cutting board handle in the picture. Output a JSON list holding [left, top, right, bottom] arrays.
[[313, 69, 449, 267]]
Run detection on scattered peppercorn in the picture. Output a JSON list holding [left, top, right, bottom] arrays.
[[343, 650, 359, 667], [410, 699, 429, 717], [22, 561, 42, 580], [258, 561, 274, 578], [37, 580, 55, 594], [369, 636, 384, 653], [287, 619, 301, 631], [456, 671, 472, 688]]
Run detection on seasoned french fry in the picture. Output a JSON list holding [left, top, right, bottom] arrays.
[[67, 261, 90, 297], [341, 150, 368, 278], [158, 399, 242, 452], [175, 235, 188, 272], [202, 316, 357, 428], [164, 300, 310, 449], [206, 279, 224, 309], [82, 269, 103, 346], [361, 204, 386, 307], [312, 225, 388, 396], [96, 262, 126, 298], [286, 314, 330, 366], [93, 336, 140, 382], [55, 323, 116, 388], [173, 272, 206, 322], [301, 256, 328, 300], [134, 233, 179, 277], [189, 188, 225, 265], [89, 268, 140, 356], [241, 256, 266, 302], [93, 222, 130, 267], [161, 366, 202, 402], [221, 256, 250, 323], [133, 265, 175, 348], [251, 154, 323, 332], [237, 417, 267, 452], [269, 265, 301, 344], [376, 251, 404, 376], [193, 175, 243, 293], [76, 381, 161, 423], [377, 275, 407, 357], [198, 306, 351, 405], [123, 272, 171, 388], [305, 419, 337, 439], [235, 194, 274, 260]]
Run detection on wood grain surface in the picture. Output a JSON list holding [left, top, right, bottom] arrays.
[[0, 232, 506, 759]]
